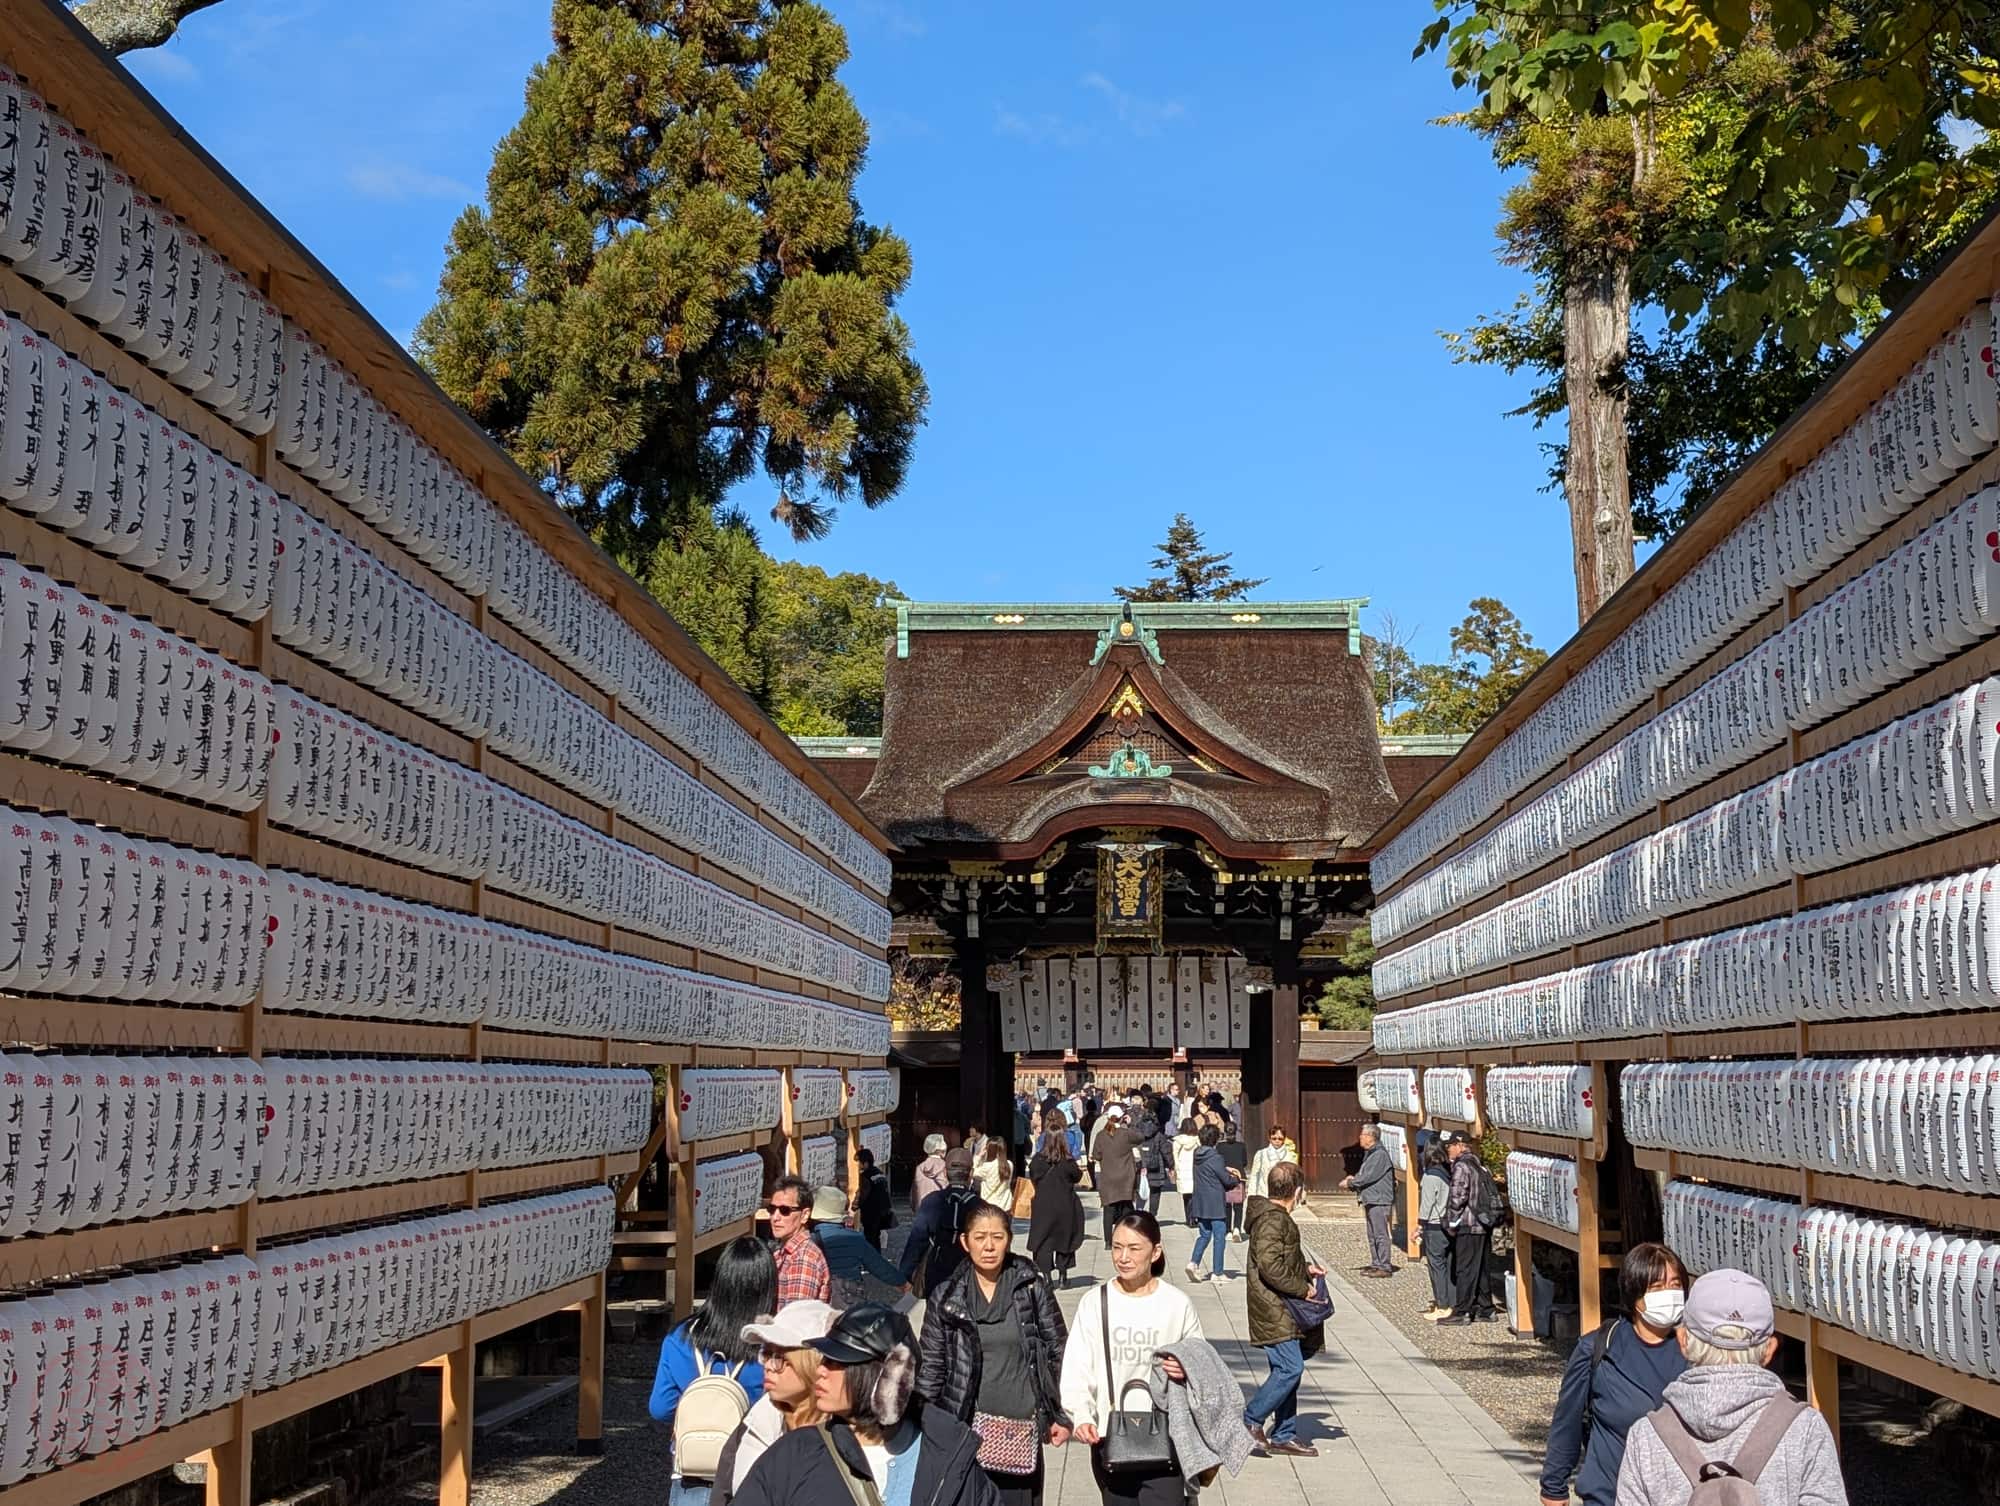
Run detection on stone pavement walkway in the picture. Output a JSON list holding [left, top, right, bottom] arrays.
[[1040, 1195, 1543, 1506]]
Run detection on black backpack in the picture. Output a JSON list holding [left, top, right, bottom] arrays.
[[1470, 1159, 1505, 1229], [929, 1185, 981, 1253]]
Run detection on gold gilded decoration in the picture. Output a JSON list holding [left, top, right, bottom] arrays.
[[1106, 681, 1147, 720], [1096, 843, 1163, 949]]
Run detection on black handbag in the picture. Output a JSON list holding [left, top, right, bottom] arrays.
[[1096, 1286, 1173, 1474]]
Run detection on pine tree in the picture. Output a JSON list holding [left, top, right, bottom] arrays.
[[1114, 514, 1267, 603], [415, 0, 928, 554]]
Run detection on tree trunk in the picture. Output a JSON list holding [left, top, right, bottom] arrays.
[[1562, 259, 1636, 624]]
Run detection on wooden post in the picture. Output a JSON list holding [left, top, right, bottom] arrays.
[[201, 1415, 251, 1506], [1577, 1153, 1603, 1334], [781, 1066, 802, 1174], [439, 1321, 477, 1506], [1403, 1124, 1422, 1260], [1805, 1319, 1841, 1451], [1514, 1225, 1537, 1335], [671, 1070, 696, 1322], [577, 1273, 607, 1456]]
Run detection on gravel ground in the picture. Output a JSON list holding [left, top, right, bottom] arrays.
[[1294, 1200, 1966, 1506]]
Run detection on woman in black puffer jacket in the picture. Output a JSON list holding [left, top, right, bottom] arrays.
[[917, 1203, 1072, 1506]]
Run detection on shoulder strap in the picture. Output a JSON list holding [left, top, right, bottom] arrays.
[[817, 1424, 886, 1506], [1100, 1284, 1114, 1387], [1645, 1403, 1716, 1488], [1588, 1321, 1617, 1385], [1727, 1398, 1808, 1485]]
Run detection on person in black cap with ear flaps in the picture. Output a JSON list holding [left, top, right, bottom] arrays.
[[732, 1303, 1003, 1506]]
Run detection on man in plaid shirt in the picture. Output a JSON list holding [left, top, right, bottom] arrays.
[[766, 1175, 831, 1306]]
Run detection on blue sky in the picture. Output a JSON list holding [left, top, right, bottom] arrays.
[[123, 0, 1590, 666]]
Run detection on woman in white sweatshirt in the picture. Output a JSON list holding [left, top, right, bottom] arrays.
[[1059, 1209, 1203, 1506]]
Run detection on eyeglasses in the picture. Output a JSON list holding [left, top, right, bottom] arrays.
[[759, 1348, 792, 1372], [765, 1201, 804, 1215]]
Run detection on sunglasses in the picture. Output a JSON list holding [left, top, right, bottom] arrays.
[[765, 1201, 804, 1215]]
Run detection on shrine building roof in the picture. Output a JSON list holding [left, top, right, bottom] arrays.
[[850, 600, 1400, 860]]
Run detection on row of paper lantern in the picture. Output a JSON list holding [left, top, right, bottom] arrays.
[[1373, 674, 1999, 999], [0, 319, 274, 622], [1622, 1057, 2000, 1198], [0, 1186, 613, 1488], [792, 1069, 845, 1124], [0, 68, 889, 897], [1663, 1181, 2000, 1384], [1422, 1067, 1479, 1124], [0, 1051, 648, 1238], [1373, 292, 2000, 897], [0, 801, 891, 1053], [801, 1136, 839, 1189], [1504, 1151, 1579, 1233], [1485, 1066, 1596, 1140], [0, 547, 888, 952], [859, 1123, 891, 1170], [693, 1153, 765, 1236], [1362, 1068, 1419, 1117], [0, 81, 281, 438], [675, 1068, 903, 1147], [845, 1068, 901, 1118], [1372, 856, 1997, 1054], [1380, 485, 2000, 943], [1378, 1123, 1408, 1173]]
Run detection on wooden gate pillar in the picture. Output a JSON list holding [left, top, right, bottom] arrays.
[[953, 934, 1009, 1146]]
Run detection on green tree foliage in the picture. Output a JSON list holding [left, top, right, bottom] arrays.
[[636, 512, 898, 735], [1314, 922, 1376, 1031], [416, 0, 928, 556], [1424, 1, 2000, 556], [1385, 599, 1549, 735], [1114, 513, 1268, 603]]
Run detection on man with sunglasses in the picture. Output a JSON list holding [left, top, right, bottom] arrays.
[[766, 1176, 831, 1307]]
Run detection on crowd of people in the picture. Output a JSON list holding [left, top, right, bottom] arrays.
[[648, 1079, 1323, 1506], [648, 1086, 1849, 1506]]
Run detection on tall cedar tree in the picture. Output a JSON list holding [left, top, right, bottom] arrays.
[[1114, 513, 1268, 603], [416, 0, 928, 554]]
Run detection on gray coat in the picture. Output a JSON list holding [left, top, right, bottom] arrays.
[[1147, 1336, 1251, 1481], [1616, 1365, 1848, 1506], [1350, 1143, 1396, 1208]]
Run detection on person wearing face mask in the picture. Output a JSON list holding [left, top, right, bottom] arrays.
[[1538, 1243, 1691, 1506]]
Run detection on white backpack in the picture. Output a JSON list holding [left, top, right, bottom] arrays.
[[672, 1348, 751, 1481]]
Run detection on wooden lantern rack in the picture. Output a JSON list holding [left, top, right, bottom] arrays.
[[0, 7, 895, 1506], [1364, 168, 2000, 1451]]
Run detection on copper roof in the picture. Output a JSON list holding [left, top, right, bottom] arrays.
[[856, 602, 1398, 857]]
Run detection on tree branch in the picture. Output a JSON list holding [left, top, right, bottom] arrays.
[[70, 0, 226, 55]]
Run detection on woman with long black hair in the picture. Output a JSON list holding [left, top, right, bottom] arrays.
[[918, 1202, 1072, 1506], [1058, 1210, 1203, 1506], [650, 1236, 777, 1505]]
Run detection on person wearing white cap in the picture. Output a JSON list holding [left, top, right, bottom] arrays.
[[713, 1300, 834, 1506], [1614, 1268, 1848, 1506]]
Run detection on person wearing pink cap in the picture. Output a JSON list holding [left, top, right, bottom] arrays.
[[1615, 1269, 1848, 1505]]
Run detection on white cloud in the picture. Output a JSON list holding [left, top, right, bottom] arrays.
[[127, 47, 199, 84], [994, 108, 1091, 149], [1079, 71, 1185, 135], [344, 161, 475, 202]]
